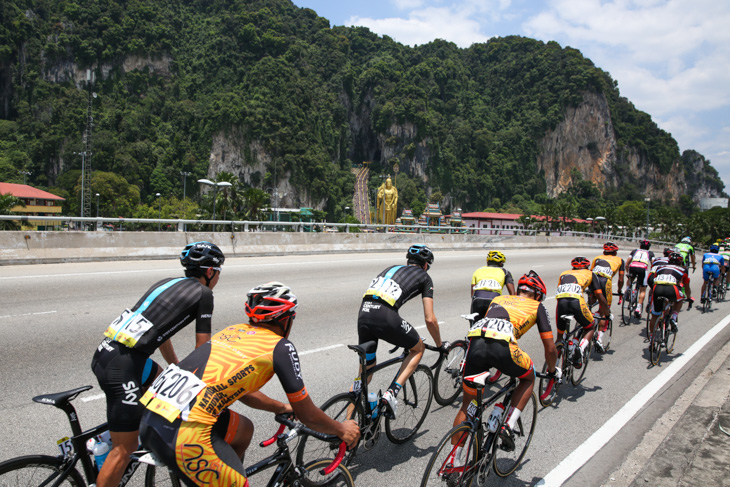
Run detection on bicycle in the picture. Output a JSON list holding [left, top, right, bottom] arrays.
[[433, 314, 501, 407], [244, 414, 355, 487], [648, 296, 679, 366], [420, 370, 549, 486], [296, 340, 436, 469], [718, 271, 727, 301], [621, 275, 640, 325], [0, 385, 178, 487], [700, 280, 714, 313], [538, 315, 589, 407]]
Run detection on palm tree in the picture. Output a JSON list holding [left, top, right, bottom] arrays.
[[242, 188, 271, 221], [0, 192, 25, 230]]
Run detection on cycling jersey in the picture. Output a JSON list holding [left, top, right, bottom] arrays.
[[702, 252, 723, 281], [675, 243, 695, 267], [471, 265, 513, 293], [103, 277, 214, 356], [650, 257, 670, 274], [141, 323, 306, 424], [702, 252, 724, 266], [650, 265, 690, 315], [362, 264, 433, 310], [591, 255, 625, 278], [467, 294, 553, 343], [628, 249, 655, 269], [555, 269, 601, 331]]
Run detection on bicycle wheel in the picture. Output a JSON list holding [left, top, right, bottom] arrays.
[[296, 393, 364, 468], [492, 391, 537, 477], [420, 423, 478, 487], [434, 340, 467, 406], [0, 455, 85, 486], [621, 289, 631, 325], [144, 464, 182, 487], [601, 317, 613, 352], [665, 326, 677, 355], [301, 459, 356, 487], [650, 320, 663, 366], [538, 343, 565, 407], [386, 364, 433, 443], [571, 339, 589, 386]]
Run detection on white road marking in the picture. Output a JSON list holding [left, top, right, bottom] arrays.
[[82, 393, 106, 403], [0, 310, 57, 319], [537, 312, 730, 486]]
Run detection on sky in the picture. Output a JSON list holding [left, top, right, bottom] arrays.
[[291, 0, 730, 191]]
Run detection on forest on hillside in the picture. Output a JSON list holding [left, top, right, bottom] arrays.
[[0, 0, 725, 236]]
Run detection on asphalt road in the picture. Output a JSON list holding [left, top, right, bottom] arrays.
[[1, 248, 728, 486]]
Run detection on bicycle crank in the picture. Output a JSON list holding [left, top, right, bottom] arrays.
[[362, 420, 381, 450], [475, 452, 492, 486]]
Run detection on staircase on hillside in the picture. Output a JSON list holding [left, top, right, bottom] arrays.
[[352, 164, 371, 224]]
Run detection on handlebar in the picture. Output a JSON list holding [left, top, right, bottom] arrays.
[[266, 414, 347, 476]]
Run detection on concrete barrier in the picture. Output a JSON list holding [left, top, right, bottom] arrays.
[[0, 230, 608, 265]]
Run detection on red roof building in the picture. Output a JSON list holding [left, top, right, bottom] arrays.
[[0, 182, 65, 230]]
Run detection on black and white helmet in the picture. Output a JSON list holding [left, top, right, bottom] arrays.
[[180, 241, 225, 269], [245, 282, 298, 323]]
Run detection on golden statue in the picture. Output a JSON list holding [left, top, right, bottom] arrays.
[[377, 177, 398, 225]]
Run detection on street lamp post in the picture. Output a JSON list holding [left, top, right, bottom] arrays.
[[19, 170, 31, 185], [156, 193, 161, 231], [180, 171, 191, 231], [198, 179, 232, 231], [645, 197, 651, 239]]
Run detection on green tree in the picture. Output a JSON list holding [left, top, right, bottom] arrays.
[[0, 192, 25, 230]]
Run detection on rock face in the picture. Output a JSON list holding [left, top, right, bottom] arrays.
[[536, 92, 722, 203]]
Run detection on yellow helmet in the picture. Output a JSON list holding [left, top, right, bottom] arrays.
[[487, 250, 506, 264]]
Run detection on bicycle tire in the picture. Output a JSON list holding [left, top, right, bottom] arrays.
[[434, 340, 467, 406], [0, 454, 85, 487], [571, 337, 589, 386], [492, 391, 537, 477], [650, 320, 663, 366], [296, 393, 364, 468], [621, 289, 631, 325], [301, 459, 356, 487], [601, 317, 614, 352], [538, 343, 565, 407], [665, 327, 677, 355], [420, 423, 478, 487], [144, 463, 182, 487], [386, 364, 433, 444]]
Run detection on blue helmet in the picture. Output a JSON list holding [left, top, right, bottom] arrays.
[[710, 244, 720, 253]]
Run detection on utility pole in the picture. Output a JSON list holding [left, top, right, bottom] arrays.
[[79, 69, 96, 223]]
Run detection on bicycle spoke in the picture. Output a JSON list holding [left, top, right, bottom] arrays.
[[493, 392, 537, 477], [434, 341, 467, 406], [386, 365, 433, 443], [420, 424, 478, 487]]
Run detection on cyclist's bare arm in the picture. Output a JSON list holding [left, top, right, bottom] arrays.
[[594, 291, 609, 316], [291, 395, 360, 448], [195, 332, 211, 348], [239, 391, 292, 415], [159, 340, 178, 365], [422, 297, 442, 347], [541, 336, 558, 373], [506, 282, 516, 295]]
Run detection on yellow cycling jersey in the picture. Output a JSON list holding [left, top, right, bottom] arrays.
[[471, 266, 507, 293], [467, 294, 552, 343], [555, 269, 599, 299], [591, 254, 624, 278]]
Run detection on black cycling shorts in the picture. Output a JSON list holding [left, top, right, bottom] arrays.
[[628, 266, 649, 287], [651, 284, 683, 315], [462, 337, 533, 395], [556, 298, 594, 333], [91, 338, 159, 432], [357, 300, 420, 354], [470, 290, 499, 322]]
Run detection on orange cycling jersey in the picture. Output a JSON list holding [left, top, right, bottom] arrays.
[[467, 294, 553, 343], [591, 254, 624, 278], [141, 323, 308, 425], [555, 269, 602, 299]]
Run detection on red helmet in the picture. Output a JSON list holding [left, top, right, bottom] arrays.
[[517, 270, 547, 301], [668, 251, 684, 266], [604, 241, 619, 253], [571, 256, 591, 269], [245, 282, 298, 323]]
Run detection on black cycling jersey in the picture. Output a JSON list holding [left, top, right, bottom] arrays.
[[362, 264, 433, 310], [104, 277, 214, 356]]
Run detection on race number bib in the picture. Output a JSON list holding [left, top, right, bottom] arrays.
[[104, 309, 154, 348], [474, 279, 502, 292], [633, 251, 651, 266], [363, 276, 403, 307], [477, 318, 514, 341], [141, 364, 207, 422], [704, 256, 721, 265], [555, 283, 583, 299], [655, 274, 678, 285], [593, 265, 613, 278]]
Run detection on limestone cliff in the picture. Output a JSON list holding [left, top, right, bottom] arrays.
[[536, 92, 722, 203]]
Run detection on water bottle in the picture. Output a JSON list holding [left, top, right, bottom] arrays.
[[487, 403, 505, 433], [92, 438, 110, 471], [368, 392, 379, 419]]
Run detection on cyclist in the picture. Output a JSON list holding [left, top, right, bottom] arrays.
[[719, 245, 730, 289], [625, 240, 655, 318], [700, 244, 724, 303], [470, 250, 515, 321], [454, 271, 559, 451], [590, 241, 625, 352], [91, 241, 224, 487], [555, 257, 609, 369], [139, 282, 360, 487], [357, 244, 444, 418], [648, 251, 692, 335], [675, 236, 696, 272]]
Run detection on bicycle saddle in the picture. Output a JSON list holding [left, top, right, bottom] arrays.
[[33, 385, 93, 407]]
